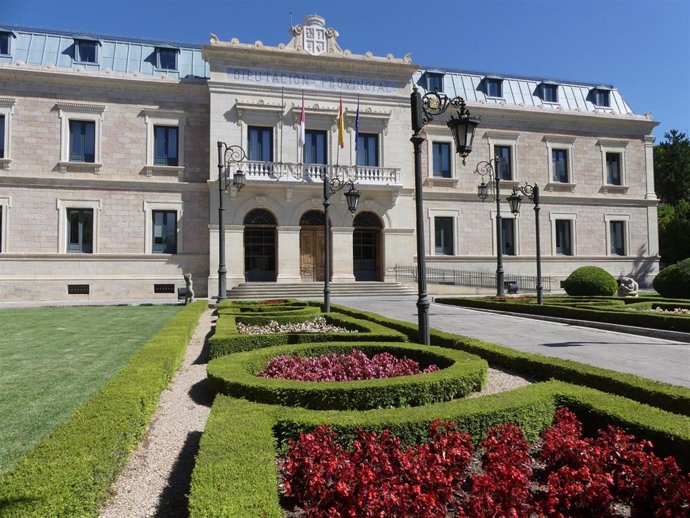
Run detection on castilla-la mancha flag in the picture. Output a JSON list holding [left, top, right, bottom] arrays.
[[337, 99, 345, 148], [298, 94, 306, 148]]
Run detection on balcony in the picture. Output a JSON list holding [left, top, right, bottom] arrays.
[[237, 161, 402, 189]]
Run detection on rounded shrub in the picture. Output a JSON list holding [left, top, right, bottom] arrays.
[[562, 266, 617, 296], [653, 258, 690, 298]]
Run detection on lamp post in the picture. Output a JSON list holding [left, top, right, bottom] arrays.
[[411, 86, 480, 345], [507, 183, 543, 304], [216, 141, 247, 302], [475, 157, 505, 297], [322, 170, 360, 313]]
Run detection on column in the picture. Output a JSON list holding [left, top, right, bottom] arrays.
[[226, 225, 244, 288], [276, 225, 302, 283], [331, 226, 355, 282]]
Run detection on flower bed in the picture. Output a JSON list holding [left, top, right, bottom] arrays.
[[237, 316, 354, 335], [282, 407, 690, 518], [258, 349, 438, 382], [207, 342, 486, 410]]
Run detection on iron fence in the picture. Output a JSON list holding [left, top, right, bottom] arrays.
[[391, 264, 553, 292]]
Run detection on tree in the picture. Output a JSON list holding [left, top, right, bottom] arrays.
[[654, 130, 690, 205], [654, 130, 690, 266]]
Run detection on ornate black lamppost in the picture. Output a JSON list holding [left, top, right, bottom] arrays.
[[322, 171, 360, 313], [507, 183, 543, 305], [216, 141, 247, 302], [411, 86, 480, 345], [475, 157, 505, 297]]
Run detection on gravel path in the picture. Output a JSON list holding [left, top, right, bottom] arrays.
[[467, 367, 532, 398], [99, 308, 215, 518]]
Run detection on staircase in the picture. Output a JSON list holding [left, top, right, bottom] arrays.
[[226, 281, 417, 300]]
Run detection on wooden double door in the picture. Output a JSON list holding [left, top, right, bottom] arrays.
[[300, 226, 332, 281]]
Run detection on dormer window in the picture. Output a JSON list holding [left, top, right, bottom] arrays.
[[592, 87, 611, 107], [485, 77, 503, 98], [74, 38, 99, 64], [155, 47, 179, 71], [541, 82, 559, 103], [0, 31, 14, 56], [425, 72, 444, 92]]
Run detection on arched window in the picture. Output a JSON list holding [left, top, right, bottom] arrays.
[[299, 210, 326, 226], [243, 209, 277, 282], [353, 212, 383, 281]]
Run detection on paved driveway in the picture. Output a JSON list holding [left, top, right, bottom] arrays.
[[332, 295, 690, 388]]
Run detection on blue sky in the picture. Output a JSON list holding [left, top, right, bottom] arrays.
[[2, 0, 688, 140]]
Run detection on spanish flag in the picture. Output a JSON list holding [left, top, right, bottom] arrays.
[[337, 99, 345, 149]]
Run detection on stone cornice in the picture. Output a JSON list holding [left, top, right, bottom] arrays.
[[423, 191, 658, 207], [0, 65, 208, 96], [0, 175, 207, 193]]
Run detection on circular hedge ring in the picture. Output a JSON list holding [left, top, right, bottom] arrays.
[[207, 342, 487, 410]]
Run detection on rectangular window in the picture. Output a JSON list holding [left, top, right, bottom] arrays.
[[304, 129, 327, 165], [74, 40, 97, 63], [67, 208, 93, 253], [610, 221, 626, 256], [247, 126, 273, 162], [426, 73, 443, 92], [356, 133, 379, 167], [156, 48, 177, 70], [552, 149, 569, 183], [154, 126, 179, 166], [486, 79, 503, 97], [0, 33, 10, 55], [434, 217, 454, 255], [606, 152, 621, 185], [69, 120, 96, 163], [543, 84, 558, 103], [432, 142, 451, 178], [501, 218, 515, 256], [594, 89, 610, 107], [495, 145, 512, 180], [152, 210, 177, 254], [0, 114, 4, 159], [555, 220, 573, 256]]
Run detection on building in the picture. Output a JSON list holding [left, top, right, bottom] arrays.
[[0, 16, 659, 302]]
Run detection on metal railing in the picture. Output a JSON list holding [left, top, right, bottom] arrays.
[[391, 264, 553, 292], [239, 161, 401, 186]]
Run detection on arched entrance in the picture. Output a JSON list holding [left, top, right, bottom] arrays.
[[244, 209, 277, 282], [299, 210, 331, 281], [353, 211, 384, 281]]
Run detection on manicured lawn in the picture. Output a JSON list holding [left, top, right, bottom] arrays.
[[0, 304, 182, 473]]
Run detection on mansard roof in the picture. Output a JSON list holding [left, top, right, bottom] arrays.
[[416, 66, 638, 116], [0, 25, 209, 80]]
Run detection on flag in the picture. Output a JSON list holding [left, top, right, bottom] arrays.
[[298, 93, 305, 148], [337, 99, 345, 149], [354, 97, 360, 151]]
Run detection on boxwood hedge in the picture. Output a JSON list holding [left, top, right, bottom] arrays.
[[189, 381, 690, 518], [331, 304, 690, 417], [208, 312, 407, 359], [207, 342, 487, 410]]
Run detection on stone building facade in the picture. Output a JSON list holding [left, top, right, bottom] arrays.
[[0, 16, 659, 301]]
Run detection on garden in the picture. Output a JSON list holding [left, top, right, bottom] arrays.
[[0, 296, 688, 517], [188, 299, 690, 517], [437, 264, 690, 335]]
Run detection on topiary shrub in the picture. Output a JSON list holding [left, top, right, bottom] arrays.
[[562, 266, 617, 296], [653, 258, 690, 298]]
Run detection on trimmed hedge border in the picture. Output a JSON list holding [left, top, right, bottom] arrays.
[[331, 304, 690, 417], [436, 296, 690, 332], [208, 312, 407, 359], [0, 301, 205, 518], [207, 342, 488, 410], [188, 381, 690, 518]]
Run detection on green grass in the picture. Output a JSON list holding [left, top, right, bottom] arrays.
[[0, 305, 182, 473]]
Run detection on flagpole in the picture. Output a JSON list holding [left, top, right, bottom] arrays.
[[280, 86, 284, 164]]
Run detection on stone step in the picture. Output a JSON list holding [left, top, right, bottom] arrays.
[[227, 282, 416, 300]]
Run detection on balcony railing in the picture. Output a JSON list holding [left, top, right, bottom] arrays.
[[239, 161, 401, 187]]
